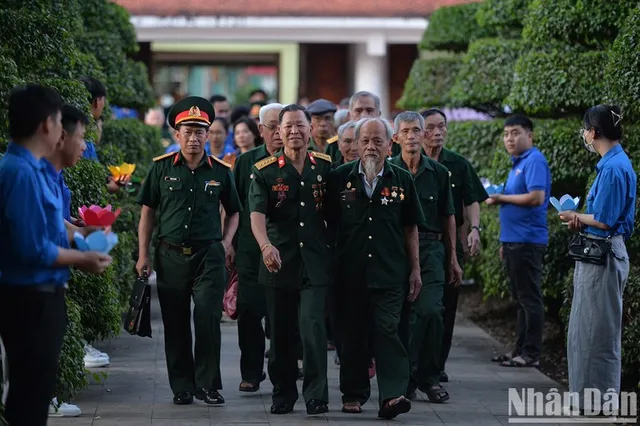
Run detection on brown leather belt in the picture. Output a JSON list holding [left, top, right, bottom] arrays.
[[419, 232, 442, 241], [158, 240, 213, 255]]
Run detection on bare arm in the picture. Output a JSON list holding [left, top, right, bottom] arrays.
[[222, 212, 239, 246], [494, 190, 545, 207], [560, 212, 611, 231], [404, 224, 420, 272], [442, 215, 457, 260], [250, 212, 271, 250], [466, 201, 480, 227], [138, 205, 156, 258]]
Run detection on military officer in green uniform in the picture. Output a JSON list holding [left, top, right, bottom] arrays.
[[248, 104, 333, 416], [325, 91, 400, 163], [330, 120, 358, 169], [391, 111, 458, 404], [326, 117, 425, 420], [419, 108, 488, 383], [233, 102, 285, 392], [306, 98, 337, 153], [136, 96, 242, 406]]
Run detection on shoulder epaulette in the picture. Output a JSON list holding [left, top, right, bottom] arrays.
[[254, 156, 277, 170], [311, 151, 332, 162], [153, 152, 175, 162], [327, 135, 338, 144], [210, 155, 232, 168]]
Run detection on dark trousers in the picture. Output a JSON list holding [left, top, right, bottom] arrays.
[[154, 242, 227, 394], [236, 268, 267, 382], [339, 283, 408, 406], [265, 285, 328, 405], [503, 242, 545, 360], [0, 285, 67, 426], [439, 250, 464, 372]]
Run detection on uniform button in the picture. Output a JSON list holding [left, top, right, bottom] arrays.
[[300, 222, 304, 227], [368, 254, 372, 258], [368, 236, 372, 240], [429, 196, 434, 200], [369, 217, 372, 221], [299, 242, 304, 248], [452, 184, 456, 188], [300, 201, 305, 206], [188, 207, 191, 211], [191, 171, 195, 174], [190, 189, 193, 192], [301, 182, 305, 186], [169, 186, 173, 191], [184, 225, 188, 229]]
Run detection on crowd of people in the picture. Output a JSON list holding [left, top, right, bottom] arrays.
[[0, 83, 635, 425]]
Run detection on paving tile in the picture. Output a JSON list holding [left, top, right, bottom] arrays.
[[58, 284, 561, 426]]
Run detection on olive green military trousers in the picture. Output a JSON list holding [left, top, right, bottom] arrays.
[[236, 267, 267, 382], [264, 283, 328, 405], [154, 241, 227, 395], [400, 240, 445, 390], [339, 283, 409, 406]]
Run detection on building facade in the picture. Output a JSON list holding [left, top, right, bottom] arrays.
[[117, 0, 480, 116]]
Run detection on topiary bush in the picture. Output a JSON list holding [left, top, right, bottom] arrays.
[[420, 2, 488, 52], [522, 0, 632, 50], [446, 120, 503, 176], [396, 56, 462, 110], [605, 5, 640, 123], [475, 0, 530, 39], [448, 38, 524, 115], [54, 298, 87, 406], [507, 49, 607, 117]]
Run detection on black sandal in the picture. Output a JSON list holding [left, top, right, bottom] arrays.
[[500, 355, 539, 368], [341, 402, 362, 414], [423, 385, 450, 403], [378, 396, 411, 419], [239, 380, 259, 392]]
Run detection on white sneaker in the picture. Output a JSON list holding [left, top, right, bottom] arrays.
[[49, 398, 81, 417], [84, 345, 109, 368]]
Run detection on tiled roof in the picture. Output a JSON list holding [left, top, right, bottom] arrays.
[[114, 0, 482, 18]]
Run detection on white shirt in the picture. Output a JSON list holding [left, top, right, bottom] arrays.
[[359, 161, 384, 199]]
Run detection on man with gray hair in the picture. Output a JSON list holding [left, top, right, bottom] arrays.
[[391, 111, 457, 404], [324, 110, 350, 159], [232, 102, 285, 393], [326, 117, 425, 419], [326, 92, 400, 163]]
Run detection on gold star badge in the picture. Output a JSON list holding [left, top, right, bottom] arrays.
[[400, 193, 405, 201], [391, 190, 397, 198]]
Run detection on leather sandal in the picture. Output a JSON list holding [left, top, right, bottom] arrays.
[[378, 396, 411, 419], [341, 402, 362, 414]]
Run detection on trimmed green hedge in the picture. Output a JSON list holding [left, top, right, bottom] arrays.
[[507, 49, 608, 117], [475, 0, 529, 39], [101, 118, 164, 177], [448, 38, 524, 115], [396, 56, 462, 110], [605, 5, 640, 123], [522, 0, 632, 49], [420, 2, 487, 52], [446, 120, 502, 176]]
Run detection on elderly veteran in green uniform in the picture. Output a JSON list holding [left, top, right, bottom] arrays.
[[325, 117, 425, 420], [306, 98, 337, 153], [325, 91, 400, 162], [248, 104, 333, 416], [391, 111, 457, 404], [136, 96, 242, 406], [419, 108, 488, 383], [233, 102, 284, 393]]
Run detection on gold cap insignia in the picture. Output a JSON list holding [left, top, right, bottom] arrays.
[[189, 106, 201, 117]]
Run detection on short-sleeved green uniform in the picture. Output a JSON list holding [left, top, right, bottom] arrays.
[[232, 144, 272, 384], [390, 154, 455, 390], [425, 147, 488, 372], [326, 159, 426, 407], [248, 150, 333, 406], [136, 151, 242, 395]]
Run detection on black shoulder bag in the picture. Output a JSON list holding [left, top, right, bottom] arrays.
[[567, 223, 621, 266]]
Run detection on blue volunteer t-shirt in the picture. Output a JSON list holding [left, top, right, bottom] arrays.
[[499, 147, 551, 245]]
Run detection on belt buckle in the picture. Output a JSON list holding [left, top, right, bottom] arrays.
[[182, 246, 192, 255]]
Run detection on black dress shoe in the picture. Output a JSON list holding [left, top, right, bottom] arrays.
[[306, 399, 329, 415], [195, 389, 225, 405], [270, 402, 294, 414], [439, 371, 449, 382], [173, 391, 194, 405]]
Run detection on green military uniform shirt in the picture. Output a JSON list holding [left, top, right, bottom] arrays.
[[136, 151, 242, 244], [233, 144, 272, 273], [390, 154, 455, 234], [248, 150, 333, 289], [424, 148, 488, 227], [326, 159, 426, 289]]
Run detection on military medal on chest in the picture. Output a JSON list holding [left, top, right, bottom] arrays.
[[380, 187, 392, 205], [272, 177, 289, 208]]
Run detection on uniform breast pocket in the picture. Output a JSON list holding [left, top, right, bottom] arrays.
[[161, 180, 186, 208], [197, 182, 223, 212]]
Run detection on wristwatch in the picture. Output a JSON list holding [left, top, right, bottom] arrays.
[[471, 225, 481, 233]]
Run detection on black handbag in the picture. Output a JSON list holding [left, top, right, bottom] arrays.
[[567, 233, 612, 265], [123, 274, 152, 338]]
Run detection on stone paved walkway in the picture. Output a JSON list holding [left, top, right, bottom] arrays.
[[48, 283, 570, 426]]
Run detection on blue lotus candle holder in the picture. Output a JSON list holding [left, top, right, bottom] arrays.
[[74, 230, 119, 254], [484, 183, 504, 195], [550, 195, 580, 212]]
